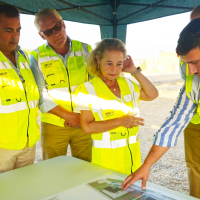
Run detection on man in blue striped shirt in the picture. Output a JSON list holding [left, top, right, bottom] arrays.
[[122, 16, 200, 199]]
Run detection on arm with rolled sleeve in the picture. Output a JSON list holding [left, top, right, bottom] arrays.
[[122, 84, 197, 190], [30, 54, 58, 113]]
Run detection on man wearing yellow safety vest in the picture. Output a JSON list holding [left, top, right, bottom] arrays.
[[122, 17, 200, 199], [30, 8, 92, 161], [0, 5, 40, 173], [179, 5, 200, 198]]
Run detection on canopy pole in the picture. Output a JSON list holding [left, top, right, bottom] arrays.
[[113, 0, 117, 38]]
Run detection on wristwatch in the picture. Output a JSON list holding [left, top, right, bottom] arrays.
[[131, 67, 142, 76]]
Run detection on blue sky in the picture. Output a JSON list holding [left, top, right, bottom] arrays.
[[19, 11, 191, 59]]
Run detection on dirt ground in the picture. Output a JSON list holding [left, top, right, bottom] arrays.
[[35, 79, 189, 195], [138, 80, 189, 195]]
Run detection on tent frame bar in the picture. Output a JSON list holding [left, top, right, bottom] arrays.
[[57, 3, 110, 10], [113, 0, 117, 38], [121, 2, 193, 10], [57, 0, 111, 22], [119, 0, 169, 22]]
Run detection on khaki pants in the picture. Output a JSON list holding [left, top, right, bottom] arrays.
[[184, 122, 200, 198], [41, 122, 92, 162], [0, 138, 36, 173]]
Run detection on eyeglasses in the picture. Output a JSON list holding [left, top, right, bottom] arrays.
[[40, 20, 63, 36]]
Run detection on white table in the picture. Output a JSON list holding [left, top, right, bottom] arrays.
[[0, 156, 197, 200]]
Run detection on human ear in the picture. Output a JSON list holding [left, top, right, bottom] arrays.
[[96, 55, 100, 65], [63, 20, 66, 29], [39, 32, 45, 40]]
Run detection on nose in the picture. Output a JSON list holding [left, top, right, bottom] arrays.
[[11, 31, 20, 39], [188, 63, 197, 75], [52, 29, 59, 35], [111, 64, 118, 71]]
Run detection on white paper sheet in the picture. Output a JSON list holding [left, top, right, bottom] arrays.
[[41, 174, 186, 200]]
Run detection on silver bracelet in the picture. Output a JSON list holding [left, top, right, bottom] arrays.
[[131, 67, 142, 76]]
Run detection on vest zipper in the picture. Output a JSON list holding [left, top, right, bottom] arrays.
[[65, 67, 73, 111], [127, 128, 133, 173]]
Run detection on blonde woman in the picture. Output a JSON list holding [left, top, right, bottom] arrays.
[[75, 39, 158, 175]]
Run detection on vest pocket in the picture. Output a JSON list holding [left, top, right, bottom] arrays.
[[0, 112, 18, 143], [41, 60, 66, 88], [0, 72, 22, 106], [69, 68, 87, 86]]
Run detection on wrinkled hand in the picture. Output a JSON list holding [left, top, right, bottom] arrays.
[[123, 55, 137, 74], [120, 112, 144, 128], [64, 113, 80, 128], [121, 164, 150, 190]]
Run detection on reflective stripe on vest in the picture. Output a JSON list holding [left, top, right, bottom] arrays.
[[20, 62, 30, 69], [93, 133, 139, 149], [29, 100, 39, 109], [0, 102, 27, 113], [124, 77, 139, 109], [0, 62, 12, 69], [84, 78, 139, 148]]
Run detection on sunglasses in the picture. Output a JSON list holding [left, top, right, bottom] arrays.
[[41, 20, 63, 36]]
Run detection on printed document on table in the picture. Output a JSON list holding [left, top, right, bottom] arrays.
[[41, 174, 186, 200]]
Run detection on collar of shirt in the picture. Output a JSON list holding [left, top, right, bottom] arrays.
[[45, 35, 72, 62], [14, 45, 20, 62], [6, 45, 25, 82]]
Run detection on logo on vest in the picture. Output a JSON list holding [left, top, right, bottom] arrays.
[[105, 111, 115, 118], [0, 72, 7, 76], [44, 63, 52, 68]]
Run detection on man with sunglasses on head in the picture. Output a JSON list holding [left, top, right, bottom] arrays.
[[30, 8, 92, 162], [0, 5, 40, 173]]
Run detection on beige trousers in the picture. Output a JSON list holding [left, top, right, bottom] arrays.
[[41, 122, 92, 162], [184, 122, 200, 198], [0, 138, 36, 173]]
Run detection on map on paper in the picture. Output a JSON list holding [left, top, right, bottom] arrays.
[[41, 174, 186, 200], [87, 178, 174, 200]]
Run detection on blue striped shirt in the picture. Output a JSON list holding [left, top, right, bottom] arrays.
[[153, 84, 197, 147]]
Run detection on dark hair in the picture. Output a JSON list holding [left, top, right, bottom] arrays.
[[176, 18, 200, 56], [0, 4, 19, 18]]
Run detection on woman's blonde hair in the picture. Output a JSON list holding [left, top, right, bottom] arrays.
[[87, 38, 127, 76]]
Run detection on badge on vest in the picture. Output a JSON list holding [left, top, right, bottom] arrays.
[[104, 110, 115, 118], [0, 72, 7, 76], [43, 62, 53, 68], [102, 110, 121, 120]]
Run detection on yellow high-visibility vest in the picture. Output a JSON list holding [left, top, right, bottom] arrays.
[[180, 58, 200, 124], [0, 51, 40, 150], [31, 40, 92, 127], [76, 76, 141, 175]]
